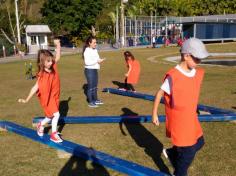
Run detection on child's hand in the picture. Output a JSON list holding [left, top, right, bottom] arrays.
[[53, 39, 60, 47], [152, 115, 160, 126], [125, 73, 128, 77], [18, 99, 27, 103]]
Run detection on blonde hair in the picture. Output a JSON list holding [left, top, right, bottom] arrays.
[[37, 49, 54, 73]]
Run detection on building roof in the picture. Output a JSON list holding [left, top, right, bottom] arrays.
[[25, 25, 51, 33], [169, 14, 236, 24]]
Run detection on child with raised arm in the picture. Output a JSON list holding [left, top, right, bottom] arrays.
[[152, 38, 209, 176], [18, 39, 63, 143]]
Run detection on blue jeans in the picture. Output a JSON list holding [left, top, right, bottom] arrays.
[[84, 68, 98, 103], [168, 136, 205, 176]]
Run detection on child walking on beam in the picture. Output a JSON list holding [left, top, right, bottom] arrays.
[[152, 38, 209, 176], [18, 39, 63, 143]]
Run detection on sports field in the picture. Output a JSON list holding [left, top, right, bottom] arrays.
[[0, 43, 236, 176]]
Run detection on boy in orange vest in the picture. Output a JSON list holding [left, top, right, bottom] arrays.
[[152, 38, 209, 176]]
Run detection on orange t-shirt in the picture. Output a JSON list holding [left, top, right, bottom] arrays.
[[126, 59, 140, 84], [37, 63, 60, 118], [164, 68, 204, 146]]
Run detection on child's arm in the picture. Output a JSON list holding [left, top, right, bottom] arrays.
[[54, 39, 61, 63], [18, 81, 39, 103], [125, 63, 132, 77], [152, 89, 164, 126]]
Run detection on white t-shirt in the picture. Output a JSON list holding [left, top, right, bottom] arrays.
[[152, 36, 156, 43], [84, 47, 100, 69], [161, 65, 196, 95]]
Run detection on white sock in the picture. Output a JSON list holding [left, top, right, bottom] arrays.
[[51, 112, 60, 133], [40, 117, 51, 126]]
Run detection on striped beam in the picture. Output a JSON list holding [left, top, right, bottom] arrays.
[[103, 88, 235, 114], [0, 121, 167, 176], [33, 114, 236, 124]]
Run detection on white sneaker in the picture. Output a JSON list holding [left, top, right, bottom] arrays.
[[162, 148, 169, 159], [36, 122, 44, 137]]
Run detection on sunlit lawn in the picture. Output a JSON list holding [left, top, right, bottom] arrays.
[[0, 43, 236, 176]]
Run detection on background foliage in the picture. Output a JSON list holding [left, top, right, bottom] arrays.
[[0, 0, 236, 46]]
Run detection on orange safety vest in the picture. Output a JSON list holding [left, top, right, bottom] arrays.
[[37, 63, 60, 117], [126, 59, 140, 84], [164, 67, 204, 146]]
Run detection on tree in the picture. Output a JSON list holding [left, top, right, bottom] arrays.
[[41, 0, 103, 36], [0, 0, 44, 44]]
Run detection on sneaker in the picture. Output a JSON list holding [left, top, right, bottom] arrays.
[[163, 148, 176, 168], [94, 100, 103, 105], [162, 148, 169, 159], [50, 132, 63, 143], [88, 102, 98, 108], [118, 88, 127, 91], [36, 122, 44, 137]]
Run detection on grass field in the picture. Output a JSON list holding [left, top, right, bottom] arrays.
[[0, 43, 236, 176]]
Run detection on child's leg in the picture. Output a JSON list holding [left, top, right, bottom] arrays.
[[174, 146, 195, 176], [40, 117, 51, 126], [51, 112, 60, 133], [129, 84, 135, 91], [126, 83, 135, 91], [195, 136, 205, 152], [37, 117, 51, 136], [165, 146, 178, 168], [174, 137, 204, 176], [124, 78, 128, 89], [50, 112, 63, 143]]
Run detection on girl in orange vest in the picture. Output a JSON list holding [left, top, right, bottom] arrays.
[[123, 51, 140, 92], [152, 38, 209, 176], [18, 39, 63, 143]]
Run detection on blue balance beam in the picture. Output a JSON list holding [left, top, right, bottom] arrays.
[[33, 114, 236, 125], [103, 88, 235, 115], [0, 121, 168, 176]]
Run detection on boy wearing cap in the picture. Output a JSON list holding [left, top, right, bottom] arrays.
[[152, 38, 209, 176]]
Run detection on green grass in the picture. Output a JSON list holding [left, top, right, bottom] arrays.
[[0, 43, 236, 176]]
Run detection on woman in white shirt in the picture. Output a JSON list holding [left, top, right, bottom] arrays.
[[82, 36, 105, 107]]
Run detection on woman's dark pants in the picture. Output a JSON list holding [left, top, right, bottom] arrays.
[[84, 68, 98, 103]]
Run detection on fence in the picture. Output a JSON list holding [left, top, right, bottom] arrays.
[[124, 15, 236, 47]]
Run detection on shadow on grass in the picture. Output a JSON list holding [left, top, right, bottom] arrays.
[[82, 83, 88, 103], [112, 80, 126, 89], [58, 155, 110, 176], [44, 97, 71, 134], [119, 107, 170, 175]]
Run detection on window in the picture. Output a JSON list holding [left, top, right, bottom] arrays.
[[39, 36, 45, 45]]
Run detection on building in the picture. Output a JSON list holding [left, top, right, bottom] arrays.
[[25, 25, 51, 54], [170, 14, 236, 42]]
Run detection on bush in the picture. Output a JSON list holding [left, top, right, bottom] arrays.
[[16, 43, 26, 53], [0, 38, 14, 57], [71, 37, 83, 48]]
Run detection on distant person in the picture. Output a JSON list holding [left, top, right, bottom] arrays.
[[83, 36, 105, 108], [122, 51, 140, 92], [152, 38, 209, 176], [18, 39, 63, 143], [152, 35, 156, 48]]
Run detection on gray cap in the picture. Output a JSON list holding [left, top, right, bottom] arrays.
[[181, 38, 209, 59]]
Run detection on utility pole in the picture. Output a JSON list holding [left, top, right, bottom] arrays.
[[116, 5, 119, 46], [15, 0, 21, 44], [120, 0, 128, 48]]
